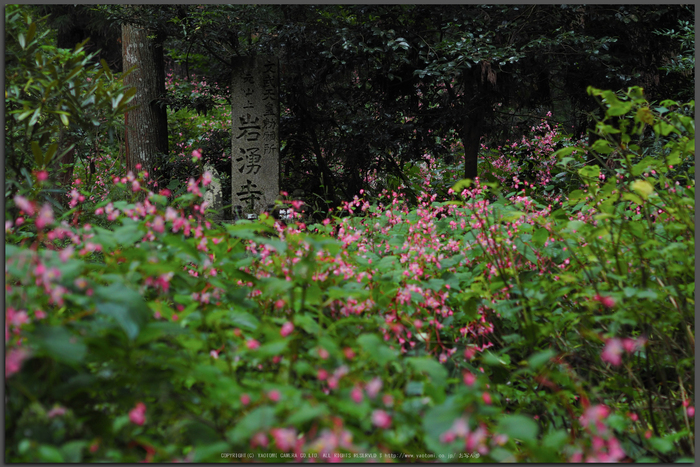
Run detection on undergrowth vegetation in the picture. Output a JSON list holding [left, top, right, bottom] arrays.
[[4, 7, 695, 463]]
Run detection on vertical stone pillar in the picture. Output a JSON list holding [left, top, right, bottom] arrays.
[[231, 56, 280, 217]]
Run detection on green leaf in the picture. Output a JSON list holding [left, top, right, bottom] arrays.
[[31, 141, 43, 165], [227, 310, 260, 330], [422, 397, 459, 454], [357, 333, 396, 366], [578, 165, 600, 179], [528, 349, 555, 370], [293, 313, 320, 334], [37, 445, 64, 463], [407, 357, 448, 388], [60, 440, 87, 463], [32, 325, 86, 364], [112, 415, 130, 433], [532, 228, 549, 247], [285, 402, 329, 425], [631, 180, 654, 199], [44, 142, 58, 165], [497, 414, 540, 443], [95, 283, 150, 340], [226, 406, 276, 444]]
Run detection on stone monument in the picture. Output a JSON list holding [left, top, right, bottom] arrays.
[[231, 56, 280, 218], [202, 163, 223, 221]]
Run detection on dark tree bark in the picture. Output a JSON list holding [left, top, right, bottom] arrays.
[[121, 23, 168, 187], [461, 118, 481, 182]]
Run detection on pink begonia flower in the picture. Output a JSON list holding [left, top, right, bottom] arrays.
[[579, 404, 609, 433], [129, 402, 146, 425], [268, 390, 281, 402], [251, 432, 268, 449], [246, 339, 260, 350], [280, 321, 294, 337], [366, 377, 382, 399], [270, 428, 297, 451], [35, 203, 54, 229], [687, 406, 695, 418], [317, 369, 328, 381], [35, 170, 49, 182], [593, 293, 615, 308], [351, 386, 364, 404], [463, 371, 476, 386], [192, 149, 202, 160], [482, 392, 492, 405], [5, 347, 30, 378], [13, 195, 35, 215], [47, 406, 67, 418], [371, 409, 392, 429], [240, 394, 251, 406], [202, 171, 212, 186], [601, 338, 624, 366], [622, 337, 646, 353]]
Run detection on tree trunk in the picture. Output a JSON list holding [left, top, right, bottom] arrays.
[[121, 23, 168, 188], [461, 116, 481, 181]]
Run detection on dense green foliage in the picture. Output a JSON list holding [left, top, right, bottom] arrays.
[[4, 4, 695, 464]]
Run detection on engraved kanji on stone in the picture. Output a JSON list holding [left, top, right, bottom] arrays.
[[235, 147, 262, 174], [263, 102, 276, 116], [236, 179, 263, 211], [263, 142, 277, 156], [236, 114, 261, 141]]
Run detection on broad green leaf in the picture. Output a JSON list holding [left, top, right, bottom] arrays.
[[407, 357, 447, 388], [357, 333, 396, 366], [226, 407, 276, 444], [497, 414, 540, 443], [528, 349, 555, 370], [631, 180, 654, 199], [32, 325, 86, 364]]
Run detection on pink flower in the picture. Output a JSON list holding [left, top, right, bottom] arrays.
[[482, 392, 492, 405], [35, 203, 54, 229], [317, 369, 329, 381], [251, 432, 268, 449], [35, 170, 49, 182], [129, 402, 146, 425], [268, 390, 281, 402], [280, 322, 294, 337], [240, 394, 251, 406], [601, 338, 624, 366], [192, 149, 202, 160], [47, 406, 67, 418], [202, 171, 212, 186], [687, 406, 695, 418], [622, 337, 646, 353], [5, 347, 30, 378], [371, 409, 392, 429], [366, 377, 382, 399], [13, 195, 34, 215], [246, 339, 260, 350], [351, 386, 364, 404], [270, 428, 297, 451], [580, 404, 609, 432], [463, 371, 476, 386], [318, 347, 330, 359], [593, 293, 615, 309]]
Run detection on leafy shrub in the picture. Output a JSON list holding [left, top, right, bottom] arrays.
[[6, 84, 693, 462]]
